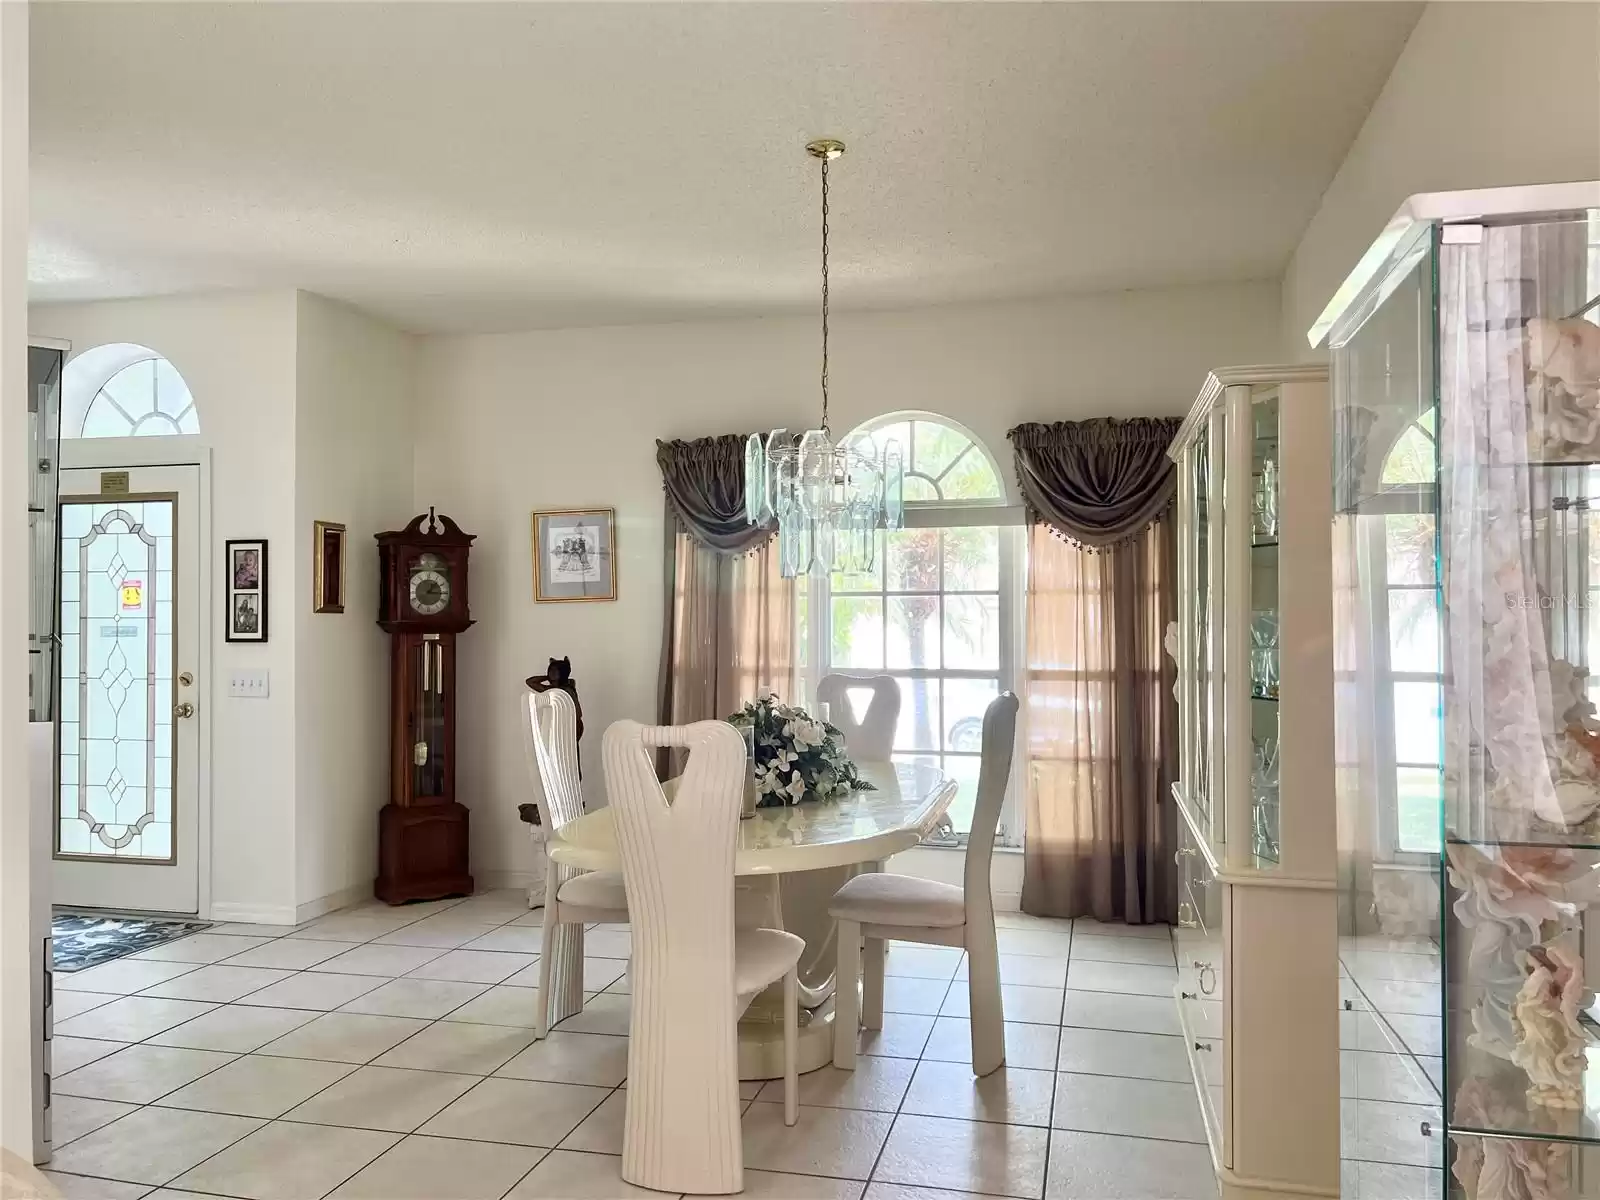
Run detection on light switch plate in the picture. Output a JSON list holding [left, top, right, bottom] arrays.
[[228, 669, 269, 699]]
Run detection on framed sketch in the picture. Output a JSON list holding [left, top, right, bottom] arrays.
[[225, 538, 268, 642], [313, 520, 346, 614], [532, 508, 617, 602]]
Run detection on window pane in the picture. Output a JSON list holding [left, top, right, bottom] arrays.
[[887, 529, 940, 592], [895, 677, 939, 752], [1387, 590, 1439, 673], [831, 597, 883, 669], [913, 422, 969, 478], [887, 597, 940, 670], [831, 531, 884, 592], [942, 753, 982, 834], [904, 475, 939, 503], [945, 678, 999, 752], [1395, 766, 1441, 853], [939, 450, 1004, 501], [1382, 425, 1435, 486], [1392, 681, 1442, 765], [944, 595, 1000, 669], [1384, 514, 1434, 585], [943, 527, 999, 591]]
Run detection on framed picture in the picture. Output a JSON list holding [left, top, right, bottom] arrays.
[[532, 508, 617, 602], [313, 520, 346, 614], [224, 539, 268, 642]]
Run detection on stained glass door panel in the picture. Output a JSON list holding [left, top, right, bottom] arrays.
[[54, 466, 200, 914]]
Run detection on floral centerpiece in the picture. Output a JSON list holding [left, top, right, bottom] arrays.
[[727, 695, 876, 807]]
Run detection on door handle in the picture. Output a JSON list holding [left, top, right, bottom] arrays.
[[174, 702, 195, 719]]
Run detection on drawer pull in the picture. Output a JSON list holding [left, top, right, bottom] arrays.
[[1194, 1042, 1212, 1052], [1175, 847, 1195, 865], [1177, 902, 1198, 930], [1198, 964, 1218, 996], [1180, 990, 1198, 1000]]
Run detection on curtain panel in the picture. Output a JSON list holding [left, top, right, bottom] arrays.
[[655, 436, 794, 745], [1007, 417, 1180, 924]]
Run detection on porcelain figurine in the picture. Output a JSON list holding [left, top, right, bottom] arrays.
[[1528, 317, 1600, 395], [1512, 938, 1587, 1110], [1453, 1076, 1572, 1200]]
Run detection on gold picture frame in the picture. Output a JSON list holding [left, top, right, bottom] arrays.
[[532, 507, 617, 602], [312, 520, 346, 613]]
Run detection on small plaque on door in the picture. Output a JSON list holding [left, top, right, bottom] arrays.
[[100, 471, 130, 495]]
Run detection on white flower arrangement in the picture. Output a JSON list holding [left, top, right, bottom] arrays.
[[727, 694, 876, 807]]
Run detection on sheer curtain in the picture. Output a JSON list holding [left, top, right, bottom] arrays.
[[661, 530, 793, 726], [1009, 417, 1180, 923], [655, 435, 794, 742]]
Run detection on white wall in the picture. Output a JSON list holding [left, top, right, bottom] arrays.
[[29, 290, 302, 921], [1283, 1, 1600, 353], [1, 0, 45, 1165], [412, 281, 1283, 884], [293, 292, 415, 912]]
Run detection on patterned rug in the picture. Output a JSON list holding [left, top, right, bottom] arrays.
[[52, 912, 211, 972]]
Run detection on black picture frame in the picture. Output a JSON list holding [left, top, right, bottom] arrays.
[[225, 538, 269, 642]]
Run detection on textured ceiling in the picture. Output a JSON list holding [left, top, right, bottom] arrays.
[[30, 2, 1421, 334]]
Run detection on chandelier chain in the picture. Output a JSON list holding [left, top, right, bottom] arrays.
[[820, 153, 831, 433]]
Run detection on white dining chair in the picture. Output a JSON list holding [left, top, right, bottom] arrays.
[[816, 673, 900, 759], [829, 691, 1019, 1077], [603, 718, 803, 1195], [523, 687, 628, 1040]]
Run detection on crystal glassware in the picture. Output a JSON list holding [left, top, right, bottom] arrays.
[[1250, 612, 1280, 698]]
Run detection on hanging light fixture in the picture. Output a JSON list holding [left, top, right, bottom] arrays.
[[745, 139, 903, 579]]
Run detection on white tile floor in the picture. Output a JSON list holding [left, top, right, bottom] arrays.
[[46, 892, 1233, 1200]]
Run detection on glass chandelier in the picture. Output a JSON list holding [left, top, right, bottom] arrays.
[[744, 138, 903, 579]]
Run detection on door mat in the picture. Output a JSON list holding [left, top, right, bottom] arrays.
[[52, 911, 211, 973]]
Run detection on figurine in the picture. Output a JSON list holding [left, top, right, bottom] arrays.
[[525, 657, 585, 798], [1512, 939, 1587, 1110], [1528, 317, 1600, 394]]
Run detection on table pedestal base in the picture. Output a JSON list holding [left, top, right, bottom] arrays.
[[738, 995, 836, 1080]]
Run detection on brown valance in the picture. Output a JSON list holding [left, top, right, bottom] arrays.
[[655, 434, 773, 556], [1007, 417, 1182, 549]]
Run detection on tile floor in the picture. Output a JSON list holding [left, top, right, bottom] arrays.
[[1336, 934, 1445, 1200], [45, 891, 1230, 1199]]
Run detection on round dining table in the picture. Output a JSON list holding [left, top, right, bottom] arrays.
[[543, 758, 957, 1078]]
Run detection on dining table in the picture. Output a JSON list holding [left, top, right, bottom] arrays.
[[542, 758, 958, 1079]]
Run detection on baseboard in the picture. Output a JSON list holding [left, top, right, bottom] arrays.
[[993, 890, 1021, 913], [207, 902, 299, 927], [295, 884, 370, 925], [478, 869, 538, 893], [210, 883, 371, 928]]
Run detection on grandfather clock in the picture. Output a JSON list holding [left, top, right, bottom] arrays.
[[374, 510, 475, 904]]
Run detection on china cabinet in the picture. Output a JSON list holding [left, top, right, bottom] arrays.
[[1315, 182, 1600, 1200], [1169, 363, 1340, 1199]]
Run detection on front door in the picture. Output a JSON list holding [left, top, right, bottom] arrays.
[[53, 465, 201, 914]]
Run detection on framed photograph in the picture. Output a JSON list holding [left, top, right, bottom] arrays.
[[532, 508, 617, 603], [313, 520, 346, 614], [224, 538, 268, 642]]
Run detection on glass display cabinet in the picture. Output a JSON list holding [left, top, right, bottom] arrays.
[[1314, 182, 1600, 1200], [1169, 363, 1340, 1198]]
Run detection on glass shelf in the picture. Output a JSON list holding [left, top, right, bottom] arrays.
[[1252, 540, 1279, 550], [1445, 1042, 1600, 1146], [1250, 692, 1279, 703]]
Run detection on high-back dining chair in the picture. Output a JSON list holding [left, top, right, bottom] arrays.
[[523, 687, 628, 1039], [603, 719, 802, 1195], [828, 691, 1019, 1076], [816, 674, 900, 760]]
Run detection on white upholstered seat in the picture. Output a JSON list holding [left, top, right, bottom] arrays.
[[827, 873, 966, 928], [557, 870, 627, 910], [734, 927, 805, 996], [522, 687, 628, 1040], [831, 692, 1020, 1078]]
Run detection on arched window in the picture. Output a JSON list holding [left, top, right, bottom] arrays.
[[62, 344, 199, 439], [1366, 411, 1441, 856], [804, 413, 1019, 844], [846, 414, 1006, 505]]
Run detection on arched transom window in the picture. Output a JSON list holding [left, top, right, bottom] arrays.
[[63, 344, 199, 439]]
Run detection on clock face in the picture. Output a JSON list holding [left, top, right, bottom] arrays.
[[408, 555, 452, 616]]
